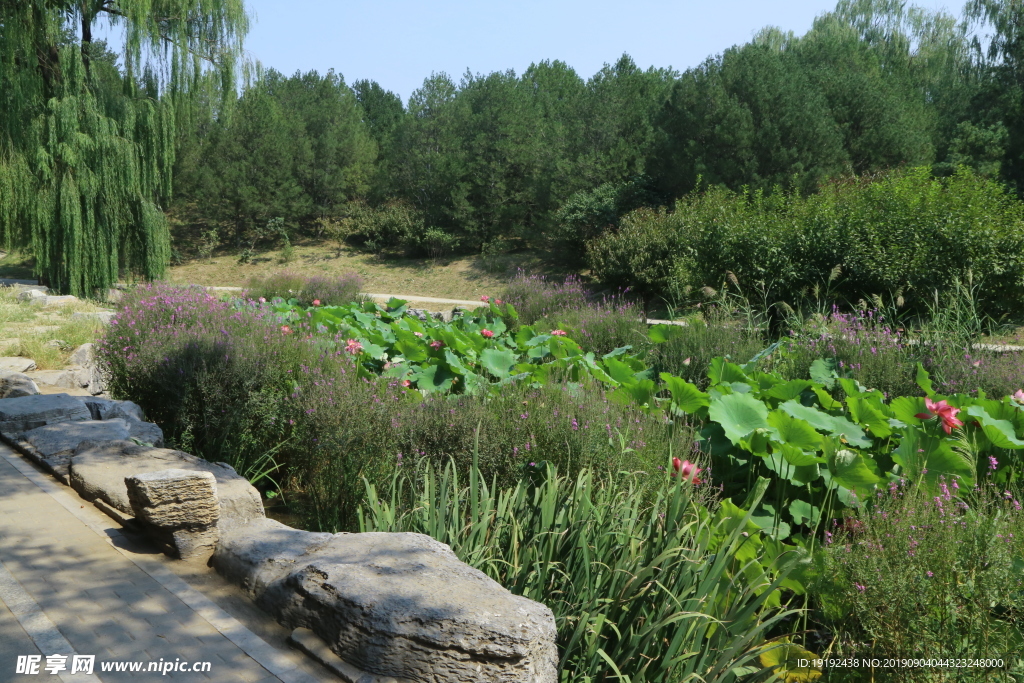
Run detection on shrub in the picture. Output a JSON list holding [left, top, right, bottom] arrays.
[[814, 479, 1024, 681], [500, 272, 592, 326], [588, 168, 1024, 318], [245, 271, 364, 306]]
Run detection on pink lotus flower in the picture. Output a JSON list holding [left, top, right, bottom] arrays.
[[430, 340, 444, 349], [312, 299, 321, 306], [402, 379, 411, 387], [671, 457, 702, 484], [551, 329, 567, 336], [481, 329, 494, 338], [259, 297, 266, 303], [915, 397, 964, 435], [414, 331, 423, 337], [280, 325, 291, 334], [480, 295, 490, 303], [495, 299, 503, 305], [1012, 390, 1024, 405], [345, 339, 363, 354]]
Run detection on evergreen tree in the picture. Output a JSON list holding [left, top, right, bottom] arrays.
[[0, 0, 248, 295]]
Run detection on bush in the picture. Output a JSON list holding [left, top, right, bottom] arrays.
[[814, 480, 1024, 681], [246, 271, 364, 306], [588, 168, 1024, 318]]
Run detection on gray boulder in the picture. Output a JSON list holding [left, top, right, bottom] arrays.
[[0, 371, 40, 399], [0, 393, 90, 433], [125, 416, 163, 446], [0, 357, 37, 373], [22, 419, 131, 479], [74, 396, 144, 422], [25, 419, 130, 456], [125, 469, 220, 559], [214, 519, 558, 683], [70, 440, 264, 532]]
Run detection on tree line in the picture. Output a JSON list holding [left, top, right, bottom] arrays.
[[4, 0, 1024, 293], [170, 0, 1024, 260]]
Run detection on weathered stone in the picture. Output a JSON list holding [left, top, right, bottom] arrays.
[[0, 357, 36, 373], [288, 628, 399, 683], [126, 469, 220, 559], [26, 369, 74, 387], [0, 393, 90, 433], [43, 295, 79, 307], [214, 519, 558, 683], [24, 419, 130, 456], [69, 343, 94, 367], [17, 289, 47, 304], [70, 440, 264, 532], [125, 416, 164, 446], [74, 396, 144, 422], [0, 371, 40, 399], [126, 469, 219, 528]]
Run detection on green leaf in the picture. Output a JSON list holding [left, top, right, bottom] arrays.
[[709, 393, 770, 445], [916, 363, 934, 395], [789, 499, 821, 526], [846, 397, 893, 438], [648, 323, 683, 344], [809, 358, 839, 388], [412, 363, 455, 393], [766, 379, 814, 401], [890, 396, 928, 426], [480, 348, 517, 380], [893, 428, 975, 490], [602, 357, 637, 385], [767, 410, 822, 451], [394, 338, 428, 362], [707, 357, 750, 386], [964, 405, 1024, 449], [780, 400, 872, 448], [827, 448, 882, 498], [660, 373, 710, 414]]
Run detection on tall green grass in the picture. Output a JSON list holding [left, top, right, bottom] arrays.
[[360, 442, 806, 682]]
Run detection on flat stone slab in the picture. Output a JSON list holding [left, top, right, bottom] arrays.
[[0, 357, 36, 373], [70, 440, 264, 532], [214, 519, 558, 683], [24, 419, 131, 456], [0, 393, 90, 433], [71, 311, 116, 324]]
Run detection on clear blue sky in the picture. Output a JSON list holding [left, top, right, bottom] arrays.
[[239, 0, 959, 101], [104, 0, 960, 102]]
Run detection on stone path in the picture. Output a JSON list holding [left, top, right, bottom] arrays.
[[0, 443, 335, 682]]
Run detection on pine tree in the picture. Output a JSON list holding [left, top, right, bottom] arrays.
[[0, 1, 248, 295]]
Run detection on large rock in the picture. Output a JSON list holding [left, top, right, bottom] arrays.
[[72, 311, 116, 324], [22, 419, 131, 480], [24, 419, 130, 456], [0, 371, 40, 399], [74, 396, 144, 422], [214, 519, 558, 683], [69, 440, 264, 532], [126, 469, 220, 559], [69, 343, 95, 367], [0, 393, 90, 433], [0, 357, 36, 373]]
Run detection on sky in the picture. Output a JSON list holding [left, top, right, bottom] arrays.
[[105, 0, 961, 102]]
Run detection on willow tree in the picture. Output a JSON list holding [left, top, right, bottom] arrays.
[[0, 1, 248, 295]]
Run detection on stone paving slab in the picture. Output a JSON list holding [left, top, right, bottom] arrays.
[[0, 444, 335, 683]]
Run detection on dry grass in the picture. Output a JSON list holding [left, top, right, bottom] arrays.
[[167, 241, 548, 300], [0, 288, 109, 368]]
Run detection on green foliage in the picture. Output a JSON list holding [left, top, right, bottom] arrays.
[[0, 0, 247, 294], [589, 168, 1024, 318], [360, 447, 806, 682], [815, 481, 1024, 680]]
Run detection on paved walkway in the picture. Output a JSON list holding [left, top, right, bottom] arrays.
[[0, 444, 334, 683]]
